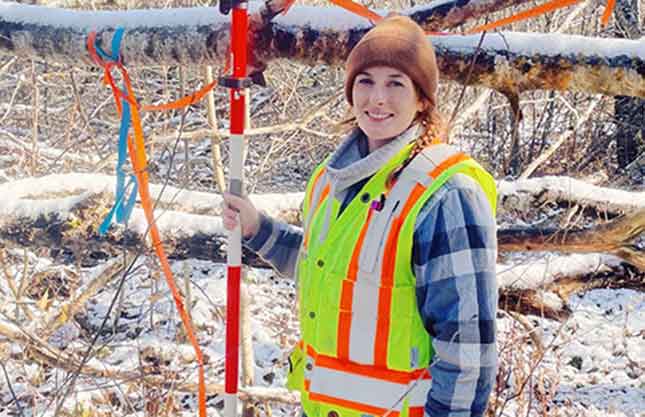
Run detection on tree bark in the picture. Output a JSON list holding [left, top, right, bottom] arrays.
[[0, 0, 643, 97], [498, 209, 645, 270], [499, 262, 644, 320], [613, 0, 644, 169]]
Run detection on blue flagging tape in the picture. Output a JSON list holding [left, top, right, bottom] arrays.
[[97, 27, 141, 235], [94, 27, 124, 62]]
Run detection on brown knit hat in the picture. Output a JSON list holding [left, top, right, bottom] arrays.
[[344, 16, 439, 109]]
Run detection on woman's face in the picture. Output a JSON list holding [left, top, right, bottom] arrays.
[[351, 66, 423, 150]]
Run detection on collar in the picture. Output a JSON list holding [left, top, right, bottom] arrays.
[[325, 124, 421, 194]]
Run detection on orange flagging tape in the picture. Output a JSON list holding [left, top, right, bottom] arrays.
[[141, 51, 230, 112], [467, 0, 615, 33], [601, 0, 616, 26], [142, 79, 218, 112], [467, 0, 581, 33], [328, 0, 383, 23], [281, 0, 298, 14], [123, 73, 208, 417], [87, 31, 208, 417]]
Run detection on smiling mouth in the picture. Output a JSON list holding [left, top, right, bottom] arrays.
[[366, 111, 393, 121]]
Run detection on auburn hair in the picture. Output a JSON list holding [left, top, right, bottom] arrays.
[[336, 87, 448, 191]]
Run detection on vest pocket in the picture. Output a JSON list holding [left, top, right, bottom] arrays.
[[358, 199, 400, 275]]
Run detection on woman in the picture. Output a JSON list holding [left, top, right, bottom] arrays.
[[222, 16, 498, 417]]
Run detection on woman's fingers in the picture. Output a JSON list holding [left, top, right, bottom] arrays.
[[220, 192, 261, 237], [223, 217, 238, 230], [222, 192, 246, 211]]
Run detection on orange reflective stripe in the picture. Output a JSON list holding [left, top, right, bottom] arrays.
[[601, 0, 615, 26], [315, 348, 428, 384], [373, 151, 470, 366], [306, 343, 317, 357], [141, 79, 218, 112], [307, 168, 327, 212], [327, 0, 382, 24], [375, 183, 426, 367], [429, 153, 469, 179], [409, 406, 425, 417], [309, 392, 399, 417], [318, 185, 330, 208], [337, 277, 355, 360], [467, 0, 580, 33], [337, 208, 374, 360]]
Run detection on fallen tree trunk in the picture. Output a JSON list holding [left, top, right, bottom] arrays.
[[499, 209, 645, 270], [499, 261, 644, 320], [1, 188, 643, 271], [1, 175, 643, 268], [498, 176, 645, 215], [2, 173, 643, 224], [0, 0, 643, 98]]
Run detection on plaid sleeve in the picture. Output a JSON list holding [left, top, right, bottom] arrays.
[[244, 212, 303, 279], [412, 174, 498, 417]]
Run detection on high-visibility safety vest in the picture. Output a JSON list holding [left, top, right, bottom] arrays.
[[287, 142, 497, 417]]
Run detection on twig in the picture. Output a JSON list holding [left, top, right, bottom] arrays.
[[30, 60, 40, 177], [0, 56, 16, 76], [0, 75, 23, 124], [447, 31, 487, 136], [508, 312, 544, 356], [0, 249, 34, 321], [151, 90, 343, 144], [520, 98, 602, 179], [204, 65, 227, 194], [1, 361, 26, 417]]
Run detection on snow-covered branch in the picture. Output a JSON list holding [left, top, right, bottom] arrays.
[[0, 0, 643, 97], [1, 174, 643, 270]]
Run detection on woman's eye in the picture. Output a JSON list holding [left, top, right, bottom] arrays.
[[389, 81, 404, 87], [357, 78, 373, 85]]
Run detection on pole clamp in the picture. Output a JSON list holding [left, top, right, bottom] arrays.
[[219, 75, 253, 89], [219, 0, 248, 15]]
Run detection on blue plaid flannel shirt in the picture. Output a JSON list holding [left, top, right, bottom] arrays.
[[244, 150, 497, 417]]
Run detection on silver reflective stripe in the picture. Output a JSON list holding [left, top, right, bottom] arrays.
[[350, 176, 425, 365], [401, 144, 460, 186], [357, 175, 412, 273], [348, 278, 380, 364], [358, 201, 396, 274], [309, 366, 409, 411], [410, 347, 419, 369], [407, 377, 432, 406]]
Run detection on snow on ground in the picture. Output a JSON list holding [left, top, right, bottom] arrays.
[[0, 248, 643, 417]]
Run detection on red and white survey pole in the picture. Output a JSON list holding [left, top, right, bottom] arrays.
[[219, 0, 252, 416]]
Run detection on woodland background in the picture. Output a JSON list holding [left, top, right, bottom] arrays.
[[0, 0, 643, 416]]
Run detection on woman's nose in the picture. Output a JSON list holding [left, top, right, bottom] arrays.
[[370, 85, 387, 105]]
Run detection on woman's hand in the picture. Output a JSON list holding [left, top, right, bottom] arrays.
[[221, 192, 261, 239]]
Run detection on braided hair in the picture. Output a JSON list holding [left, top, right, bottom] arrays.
[[385, 93, 448, 190]]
